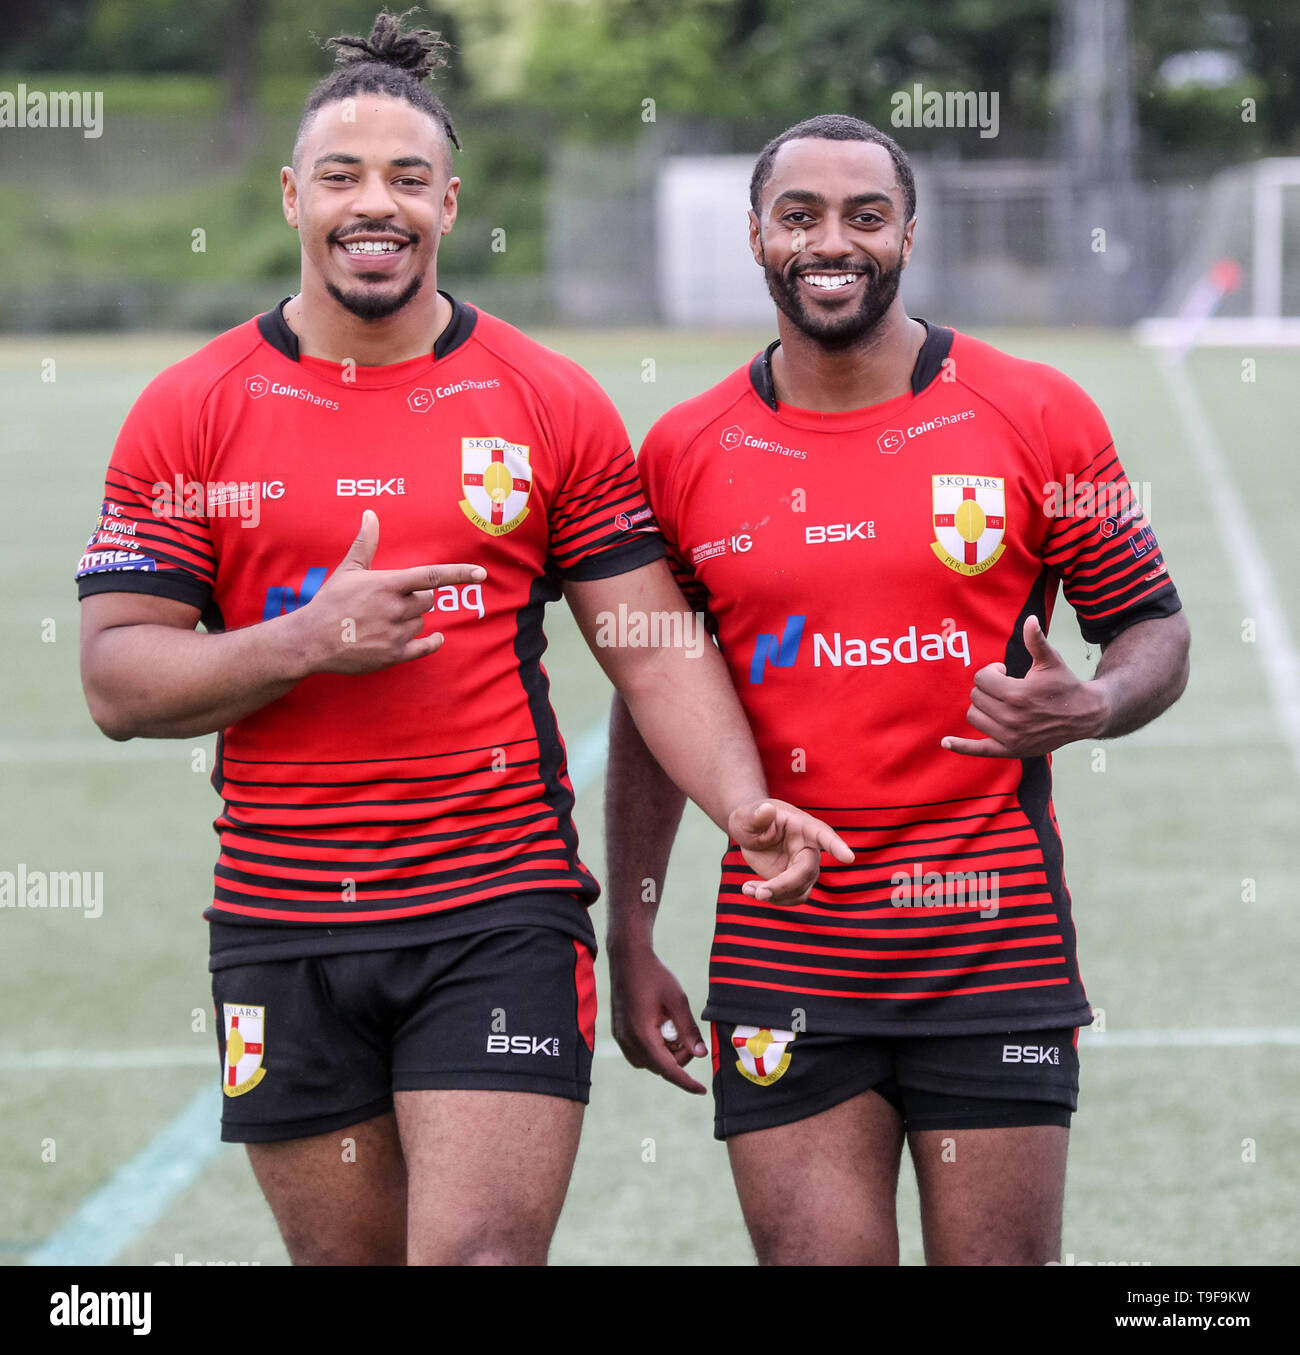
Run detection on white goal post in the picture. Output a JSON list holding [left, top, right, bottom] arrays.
[[1135, 157, 1300, 350]]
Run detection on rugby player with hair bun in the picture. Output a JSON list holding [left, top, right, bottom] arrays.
[[76, 12, 850, 1267]]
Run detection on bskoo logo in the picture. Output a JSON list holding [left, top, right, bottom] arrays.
[[806, 521, 875, 544], [1002, 1044, 1061, 1065], [486, 1034, 560, 1057], [749, 616, 971, 683], [337, 477, 405, 496]]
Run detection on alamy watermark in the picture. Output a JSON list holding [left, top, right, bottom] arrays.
[[0, 865, 103, 918], [151, 477, 277, 529], [1, 85, 103, 139], [891, 864, 1000, 919], [890, 83, 999, 139], [1042, 474, 1153, 522], [594, 605, 708, 660]]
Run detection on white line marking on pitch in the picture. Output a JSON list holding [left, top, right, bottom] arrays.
[[591, 1030, 1300, 1058], [6, 1027, 1295, 1077], [1160, 359, 1300, 782], [0, 739, 210, 763], [24, 1085, 222, 1266], [0, 1047, 211, 1071], [17, 719, 613, 1265], [1079, 1028, 1300, 1048]]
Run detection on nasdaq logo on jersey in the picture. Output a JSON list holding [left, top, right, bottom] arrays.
[[749, 615, 806, 684], [262, 567, 327, 620], [262, 568, 484, 622], [750, 615, 971, 683]]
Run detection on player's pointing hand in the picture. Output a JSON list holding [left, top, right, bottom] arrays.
[[729, 799, 855, 905], [294, 510, 487, 675], [941, 615, 1109, 759]]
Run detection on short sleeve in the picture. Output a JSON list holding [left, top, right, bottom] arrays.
[[636, 415, 711, 616], [1037, 370, 1181, 646], [75, 366, 217, 612], [545, 366, 665, 581]]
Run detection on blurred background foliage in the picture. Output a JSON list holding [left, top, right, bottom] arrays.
[[0, 0, 1294, 316]]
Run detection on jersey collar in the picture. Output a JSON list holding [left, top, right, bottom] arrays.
[[747, 317, 955, 411], [256, 290, 477, 363]]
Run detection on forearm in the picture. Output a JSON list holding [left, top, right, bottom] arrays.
[[1091, 612, 1191, 739], [612, 640, 768, 834], [605, 692, 688, 954], [83, 612, 312, 740]]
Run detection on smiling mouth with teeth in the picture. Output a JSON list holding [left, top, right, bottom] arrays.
[[800, 272, 862, 290], [341, 240, 405, 254]]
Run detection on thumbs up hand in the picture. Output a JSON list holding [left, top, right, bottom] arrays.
[[941, 616, 1109, 759]]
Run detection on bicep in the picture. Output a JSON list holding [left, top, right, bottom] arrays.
[[564, 559, 693, 683], [80, 591, 201, 664]]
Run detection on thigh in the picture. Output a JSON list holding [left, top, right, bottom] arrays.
[[896, 1026, 1080, 1265], [908, 1123, 1069, 1265], [714, 1022, 905, 1265], [246, 1111, 408, 1265], [396, 1090, 584, 1265], [727, 1087, 906, 1266], [213, 958, 404, 1263], [388, 926, 597, 1265]]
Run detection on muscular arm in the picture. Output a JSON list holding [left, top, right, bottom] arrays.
[[1090, 612, 1192, 739], [942, 610, 1191, 759], [81, 592, 312, 740], [565, 561, 767, 835], [80, 510, 484, 742], [571, 560, 852, 1092], [604, 690, 687, 955]]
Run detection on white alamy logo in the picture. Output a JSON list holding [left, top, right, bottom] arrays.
[[0, 85, 103, 138]]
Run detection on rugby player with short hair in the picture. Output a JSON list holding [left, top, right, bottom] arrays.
[[607, 114, 1190, 1265], [75, 16, 850, 1267]]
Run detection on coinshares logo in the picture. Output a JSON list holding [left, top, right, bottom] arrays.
[[749, 615, 971, 684]]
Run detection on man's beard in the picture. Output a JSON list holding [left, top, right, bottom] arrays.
[[764, 250, 903, 350], [325, 271, 424, 323]]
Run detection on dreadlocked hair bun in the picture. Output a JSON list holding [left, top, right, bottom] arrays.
[[327, 8, 451, 82]]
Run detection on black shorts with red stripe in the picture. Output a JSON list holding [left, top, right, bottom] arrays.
[[212, 922, 597, 1143], [711, 1022, 1080, 1140]]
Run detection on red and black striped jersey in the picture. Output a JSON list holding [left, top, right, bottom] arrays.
[[638, 321, 1181, 1036], [76, 294, 663, 966]]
